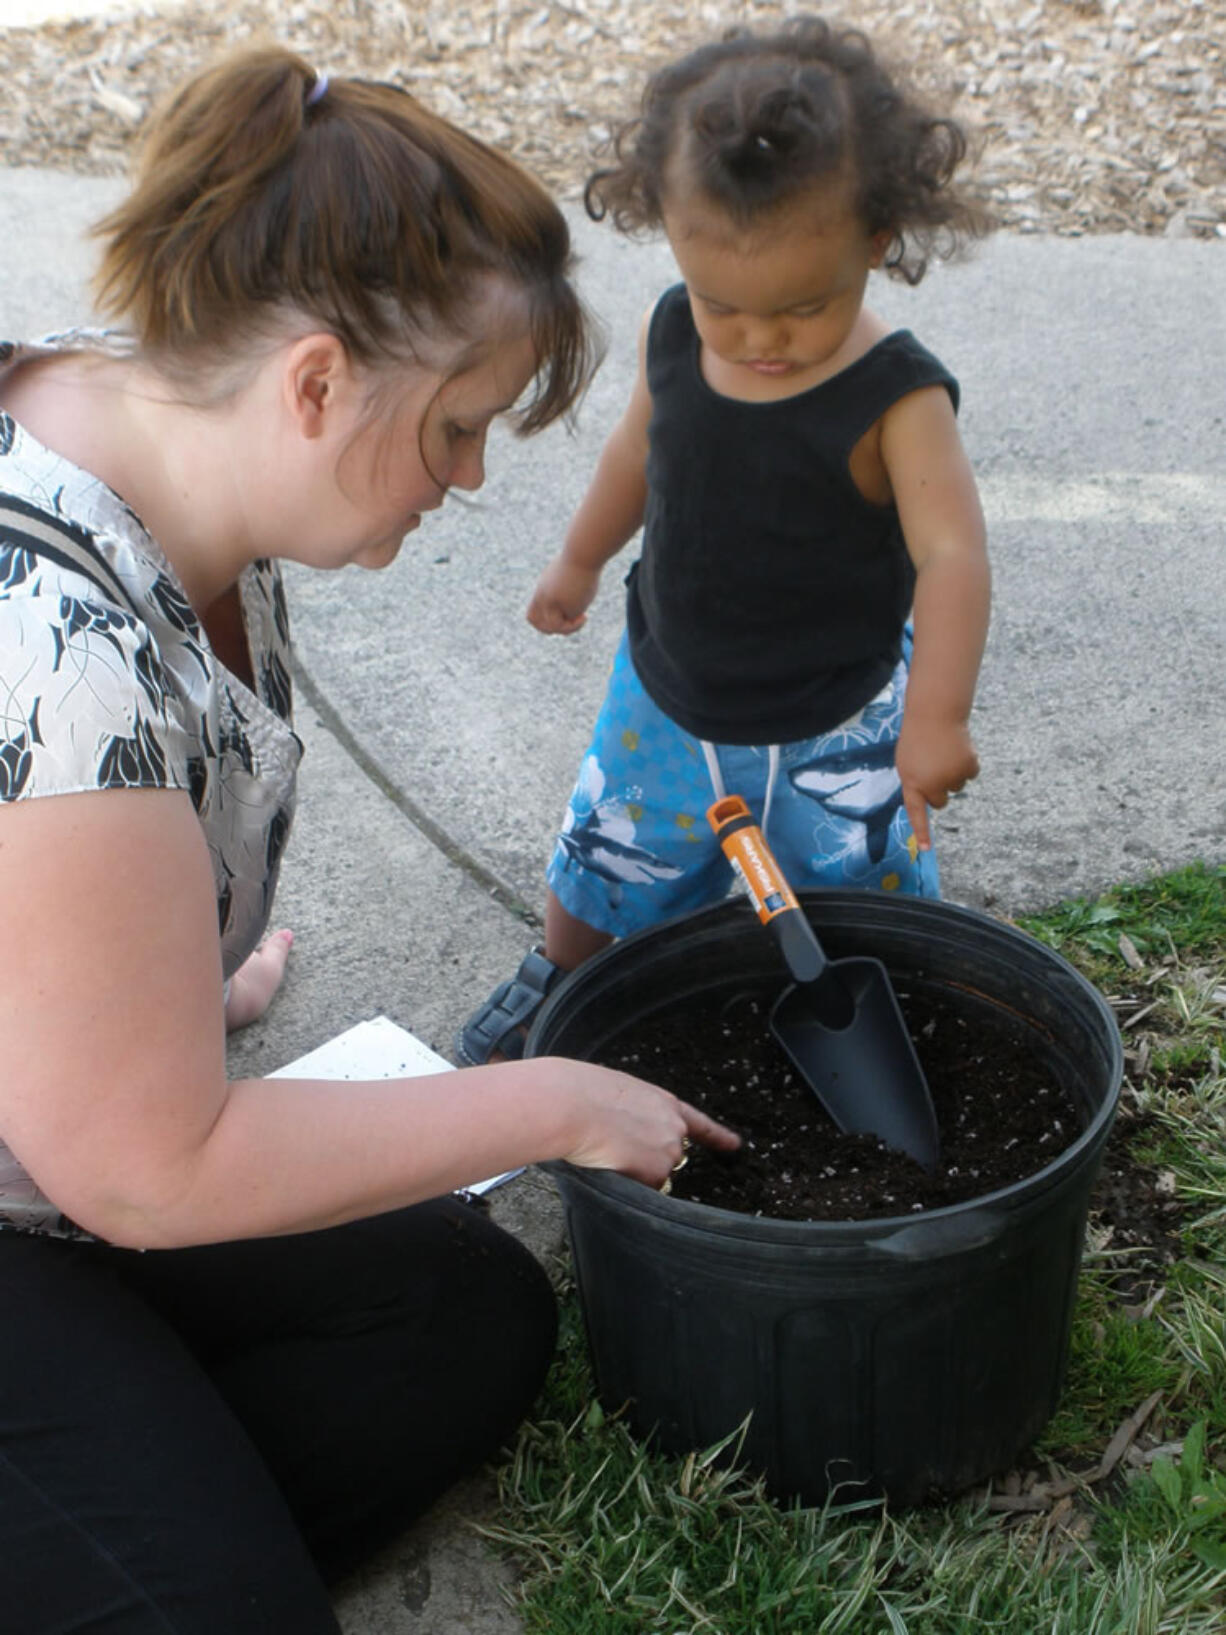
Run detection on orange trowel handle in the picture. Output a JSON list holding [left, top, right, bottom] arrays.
[[706, 796, 826, 984], [708, 796, 801, 923]]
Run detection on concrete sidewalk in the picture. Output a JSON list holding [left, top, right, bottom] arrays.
[[2, 167, 1224, 1632]]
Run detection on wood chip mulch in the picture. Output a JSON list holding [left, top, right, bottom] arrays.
[[1, 0, 1224, 239]]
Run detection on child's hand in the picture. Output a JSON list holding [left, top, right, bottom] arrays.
[[527, 557, 601, 634], [895, 718, 980, 851]]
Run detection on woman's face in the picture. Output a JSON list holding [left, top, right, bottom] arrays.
[[305, 325, 540, 573]]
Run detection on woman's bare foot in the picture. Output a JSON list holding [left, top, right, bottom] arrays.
[[225, 929, 294, 1032]]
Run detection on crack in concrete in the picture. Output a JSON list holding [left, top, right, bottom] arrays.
[[290, 656, 544, 935]]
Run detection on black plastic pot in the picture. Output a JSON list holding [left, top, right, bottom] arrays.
[[527, 890, 1123, 1506]]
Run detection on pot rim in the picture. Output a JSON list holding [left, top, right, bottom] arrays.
[[531, 890, 1124, 1242]]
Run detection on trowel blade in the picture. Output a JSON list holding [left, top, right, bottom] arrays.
[[770, 957, 941, 1171]]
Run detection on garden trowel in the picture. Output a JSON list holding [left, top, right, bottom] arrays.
[[707, 794, 941, 1171]]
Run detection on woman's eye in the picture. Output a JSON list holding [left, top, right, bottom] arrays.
[[792, 305, 827, 318]]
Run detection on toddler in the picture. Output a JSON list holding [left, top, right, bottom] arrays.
[[459, 15, 992, 1065]]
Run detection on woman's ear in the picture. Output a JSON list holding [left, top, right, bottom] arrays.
[[283, 333, 353, 440], [868, 230, 894, 270]]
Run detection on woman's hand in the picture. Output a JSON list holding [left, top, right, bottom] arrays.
[[527, 556, 602, 634], [558, 1064, 742, 1190]]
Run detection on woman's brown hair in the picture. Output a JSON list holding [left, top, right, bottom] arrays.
[[93, 46, 595, 429]]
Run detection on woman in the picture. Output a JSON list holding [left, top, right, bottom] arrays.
[[0, 46, 738, 1631]]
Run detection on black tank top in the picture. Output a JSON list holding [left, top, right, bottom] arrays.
[[626, 284, 959, 743]]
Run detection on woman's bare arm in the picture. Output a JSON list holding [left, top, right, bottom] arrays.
[[0, 788, 737, 1248]]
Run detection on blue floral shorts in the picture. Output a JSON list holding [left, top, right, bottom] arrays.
[[546, 630, 940, 938]]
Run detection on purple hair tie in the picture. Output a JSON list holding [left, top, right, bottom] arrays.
[[306, 71, 329, 107]]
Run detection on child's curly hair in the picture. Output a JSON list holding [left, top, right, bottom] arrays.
[[585, 15, 992, 284]]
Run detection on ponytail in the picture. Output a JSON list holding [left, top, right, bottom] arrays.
[[92, 46, 595, 429]]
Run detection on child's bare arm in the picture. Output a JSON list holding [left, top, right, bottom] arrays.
[[528, 313, 653, 634], [879, 385, 990, 849]]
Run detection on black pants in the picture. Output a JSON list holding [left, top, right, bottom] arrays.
[[0, 1197, 557, 1632]]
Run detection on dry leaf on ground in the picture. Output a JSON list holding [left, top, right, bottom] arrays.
[[0, 0, 1223, 237]]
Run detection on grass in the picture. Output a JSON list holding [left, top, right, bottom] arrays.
[[1016, 861, 1226, 966], [484, 862, 1226, 1633], [1038, 1270, 1182, 1458]]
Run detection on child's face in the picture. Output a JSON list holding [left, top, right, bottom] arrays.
[[661, 191, 888, 396]]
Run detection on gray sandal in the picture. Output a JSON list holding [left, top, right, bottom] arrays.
[[455, 947, 563, 1065]]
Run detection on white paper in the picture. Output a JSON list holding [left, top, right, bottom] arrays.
[[267, 1016, 520, 1195]]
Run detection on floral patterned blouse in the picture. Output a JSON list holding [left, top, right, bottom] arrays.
[[0, 334, 303, 1236]]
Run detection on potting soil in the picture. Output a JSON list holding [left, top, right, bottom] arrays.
[[594, 984, 1084, 1221]]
